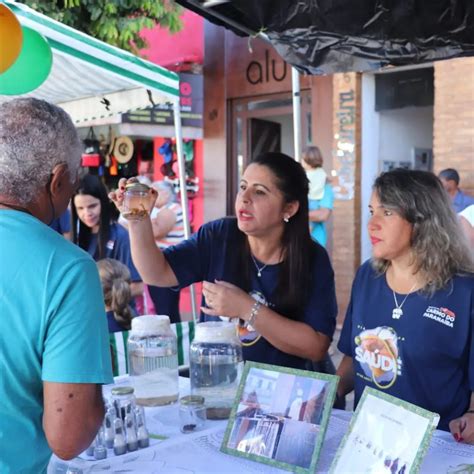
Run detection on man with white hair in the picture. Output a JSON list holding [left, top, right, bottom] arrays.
[[0, 98, 113, 472]]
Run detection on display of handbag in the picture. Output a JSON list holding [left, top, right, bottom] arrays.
[[81, 127, 101, 167]]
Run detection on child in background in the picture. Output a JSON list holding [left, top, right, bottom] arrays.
[[97, 258, 134, 333], [302, 146, 327, 202], [302, 146, 334, 247]]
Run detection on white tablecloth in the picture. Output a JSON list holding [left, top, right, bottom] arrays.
[[48, 377, 474, 474]]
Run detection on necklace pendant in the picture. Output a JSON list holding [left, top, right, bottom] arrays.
[[392, 307, 403, 319], [257, 271, 262, 278]]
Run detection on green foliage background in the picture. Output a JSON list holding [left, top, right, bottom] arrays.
[[21, 1, 182, 54]]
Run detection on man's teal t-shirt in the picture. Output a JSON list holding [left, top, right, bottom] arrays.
[[309, 183, 334, 247], [0, 211, 113, 473]]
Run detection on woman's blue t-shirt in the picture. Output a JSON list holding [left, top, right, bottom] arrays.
[[87, 221, 141, 282], [338, 260, 474, 431], [164, 217, 337, 369]]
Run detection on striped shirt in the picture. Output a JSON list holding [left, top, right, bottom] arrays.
[[151, 202, 184, 248]]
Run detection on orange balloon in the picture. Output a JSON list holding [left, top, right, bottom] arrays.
[[0, 4, 23, 74]]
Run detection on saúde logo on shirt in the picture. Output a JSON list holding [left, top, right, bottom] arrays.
[[354, 326, 402, 390], [422, 306, 455, 328]]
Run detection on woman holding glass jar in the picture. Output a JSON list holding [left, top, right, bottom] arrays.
[[110, 152, 337, 370]]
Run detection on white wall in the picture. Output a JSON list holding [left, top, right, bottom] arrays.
[[361, 74, 434, 262]]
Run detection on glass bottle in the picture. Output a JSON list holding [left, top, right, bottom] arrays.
[[127, 315, 179, 406], [190, 322, 243, 419], [122, 182, 151, 220], [179, 395, 206, 433], [110, 386, 136, 421]]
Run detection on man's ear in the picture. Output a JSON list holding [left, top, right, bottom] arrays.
[[49, 163, 69, 197]]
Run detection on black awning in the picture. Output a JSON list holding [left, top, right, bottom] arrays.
[[176, 0, 474, 74]]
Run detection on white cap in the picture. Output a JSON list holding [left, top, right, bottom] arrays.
[[131, 315, 170, 336], [194, 321, 240, 344]]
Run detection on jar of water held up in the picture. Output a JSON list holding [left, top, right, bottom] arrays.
[[127, 315, 179, 406], [122, 182, 151, 220], [190, 322, 243, 419]]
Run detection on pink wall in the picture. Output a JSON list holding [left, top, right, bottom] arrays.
[[140, 10, 203, 69]]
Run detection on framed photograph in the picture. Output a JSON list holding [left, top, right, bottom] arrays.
[[330, 387, 440, 474], [221, 361, 339, 473]]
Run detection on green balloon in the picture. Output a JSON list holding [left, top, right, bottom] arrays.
[[0, 26, 52, 95]]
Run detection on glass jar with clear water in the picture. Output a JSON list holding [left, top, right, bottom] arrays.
[[190, 321, 243, 419], [127, 315, 179, 406]]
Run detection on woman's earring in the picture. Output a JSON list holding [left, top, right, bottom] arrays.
[[283, 215, 290, 223]]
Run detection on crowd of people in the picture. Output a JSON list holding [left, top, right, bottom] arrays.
[[1, 98, 473, 472]]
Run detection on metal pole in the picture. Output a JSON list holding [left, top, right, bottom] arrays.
[[173, 100, 199, 323], [291, 67, 302, 162]]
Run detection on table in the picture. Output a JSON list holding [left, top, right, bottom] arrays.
[[48, 378, 474, 473]]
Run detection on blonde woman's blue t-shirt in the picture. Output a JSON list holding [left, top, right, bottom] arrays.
[[0, 211, 113, 473], [338, 260, 474, 431]]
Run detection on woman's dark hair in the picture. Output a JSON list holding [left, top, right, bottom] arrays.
[[235, 152, 314, 318], [372, 168, 473, 292], [72, 174, 112, 259]]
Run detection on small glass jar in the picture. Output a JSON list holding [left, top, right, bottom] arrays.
[[190, 322, 243, 420], [122, 182, 151, 220], [127, 315, 179, 406], [111, 386, 136, 421], [179, 395, 206, 433]]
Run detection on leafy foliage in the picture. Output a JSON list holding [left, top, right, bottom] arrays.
[[21, 1, 182, 54]]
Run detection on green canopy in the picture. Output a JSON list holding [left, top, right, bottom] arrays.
[[1, 1, 180, 123]]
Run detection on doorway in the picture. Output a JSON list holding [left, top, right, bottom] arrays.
[[227, 91, 312, 214]]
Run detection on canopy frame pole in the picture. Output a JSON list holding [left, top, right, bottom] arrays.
[[173, 99, 199, 323], [292, 67, 302, 162]]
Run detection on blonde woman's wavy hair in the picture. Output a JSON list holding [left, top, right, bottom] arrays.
[[97, 258, 133, 330], [371, 169, 473, 293]]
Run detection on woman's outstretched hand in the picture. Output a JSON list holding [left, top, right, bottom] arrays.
[[201, 280, 254, 320], [108, 177, 158, 216]]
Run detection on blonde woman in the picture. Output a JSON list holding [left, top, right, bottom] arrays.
[[337, 169, 474, 443]]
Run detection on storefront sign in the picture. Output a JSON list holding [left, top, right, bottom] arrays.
[[246, 49, 287, 85], [122, 73, 203, 128], [332, 73, 359, 200]]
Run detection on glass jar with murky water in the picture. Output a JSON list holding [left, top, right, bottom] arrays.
[[122, 182, 151, 220], [189, 321, 243, 419]]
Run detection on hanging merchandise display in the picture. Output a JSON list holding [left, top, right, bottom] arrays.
[[0, 4, 23, 74], [159, 139, 176, 178], [81, 127, 102, 168], [183, 139, 195, 179], [113, 136, 134, 164], [0, 26, 52, 95]]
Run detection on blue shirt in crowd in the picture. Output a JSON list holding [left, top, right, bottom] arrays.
[[49, 208, 71, 234], [309, 183, 334, 247], [87, 221, 141, 282], [0, 211, 113, 473], [338, 260, 474, 431], [453, 189, 474, 213]]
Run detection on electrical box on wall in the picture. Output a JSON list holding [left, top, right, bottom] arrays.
[[412, 147, 433, 171]]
